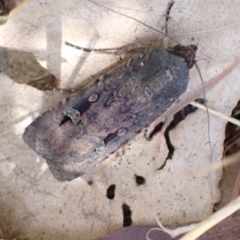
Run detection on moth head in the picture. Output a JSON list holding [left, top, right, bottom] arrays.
[[167, 44, 198, 69]]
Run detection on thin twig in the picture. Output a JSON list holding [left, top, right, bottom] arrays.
[[180, 193, 240, 240], [190, 101, 240, 127]]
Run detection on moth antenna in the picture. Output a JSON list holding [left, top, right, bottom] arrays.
[[89, 0, 181, 46], [163, 1, 175, 48], [194, 62, 213, 162], [65, 41, 122, 54], [66, 1, 180, 53], [165, 1, 174, 35]]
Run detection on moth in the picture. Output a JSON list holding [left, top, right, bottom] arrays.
[[23, 43, 197, 181]]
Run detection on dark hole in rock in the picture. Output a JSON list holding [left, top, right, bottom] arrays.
[[106, 184, 116, 200], [135, 174, 146, 185], [87, 180, 93, 185], [122, 203, 132, 227]]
